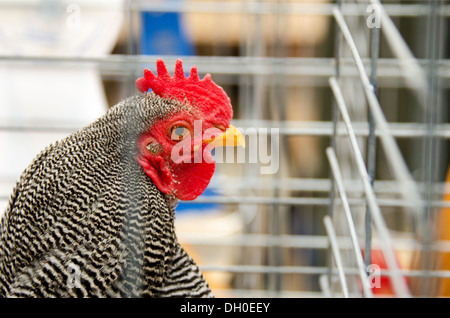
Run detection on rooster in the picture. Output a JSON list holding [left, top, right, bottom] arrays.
[[0, 59, 244, 297]]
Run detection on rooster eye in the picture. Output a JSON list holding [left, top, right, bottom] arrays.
[[170, 125, 190, 141]]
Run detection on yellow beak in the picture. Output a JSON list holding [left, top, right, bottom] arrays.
[[197, 125, 246, 150]]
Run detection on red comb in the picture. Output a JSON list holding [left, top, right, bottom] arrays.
[[136, 59, 232, 116]]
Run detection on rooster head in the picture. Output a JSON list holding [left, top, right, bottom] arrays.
[[135, 59, 245, 201]]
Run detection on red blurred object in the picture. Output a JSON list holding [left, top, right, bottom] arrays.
[[363, 249, 409, 297]]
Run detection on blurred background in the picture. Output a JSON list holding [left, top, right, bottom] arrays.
[[0, 0, 449, 297]]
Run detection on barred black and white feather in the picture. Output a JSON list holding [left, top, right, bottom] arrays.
[[0, 93, 212, 297]]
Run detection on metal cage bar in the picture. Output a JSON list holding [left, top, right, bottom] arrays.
[[0, 0, 448, 298]]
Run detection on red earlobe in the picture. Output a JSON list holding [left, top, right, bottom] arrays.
[[137, 154, 173, 194], [137, 133, 174, 194]]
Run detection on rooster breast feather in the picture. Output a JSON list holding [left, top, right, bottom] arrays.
[[0, 94, 212, 297]]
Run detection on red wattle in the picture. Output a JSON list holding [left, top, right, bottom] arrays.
[[169, 150, 216, 201]]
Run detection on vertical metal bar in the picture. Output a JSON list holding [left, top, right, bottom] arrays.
[[326, 148, 374, 298], [368, 0, 427, 105], [269, 1, 284, 296], [332, 6, 423, 220], [126, 0, 140, 96], [323, 215, 350, 298], [328, 0, 343, 291], [330, 0, 343, 215], [419, 0, 443, 297], [329, 76, 411, 297], [365, 6, 381, 273], [126, 0, 137, 56]]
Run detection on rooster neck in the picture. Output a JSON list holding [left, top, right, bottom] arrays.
[[0, 92, 211, 298]]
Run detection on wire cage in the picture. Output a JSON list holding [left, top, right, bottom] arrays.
[[0, 0, 449, 298]]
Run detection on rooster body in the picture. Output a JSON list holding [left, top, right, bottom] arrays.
[[0, 60, 242, 297]]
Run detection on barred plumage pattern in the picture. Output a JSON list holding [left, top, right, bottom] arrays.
[[0, 93, 212, 297]]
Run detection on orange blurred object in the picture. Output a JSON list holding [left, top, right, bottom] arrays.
[[436, 165, 450, 296]]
